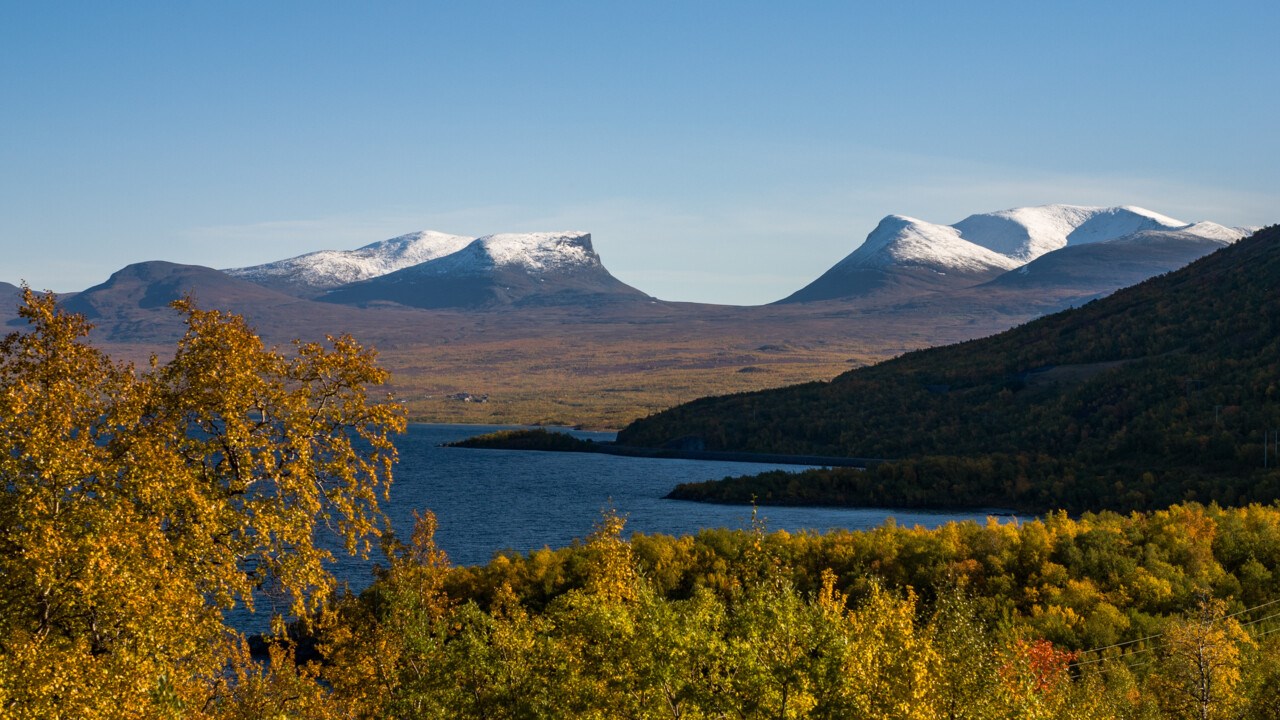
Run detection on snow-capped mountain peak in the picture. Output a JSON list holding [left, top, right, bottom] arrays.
[[1063, 205, 1187, 245], [409, 231, 600, 277], [225, 230, 474, 292], [316, 231, 649, 309], [844, 202, 1192, 274], [477, 231, 598, 271], [953, 204, 1188, 262], [840, 215, 1023, 274], [777, 202, 1243, 305]]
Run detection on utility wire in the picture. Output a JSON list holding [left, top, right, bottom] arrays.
[[1224, 597, 1280, 621], [1078, 615, 1280, 678], [1070, 597, 1280, 668], [1240, 610, 1280, 629]]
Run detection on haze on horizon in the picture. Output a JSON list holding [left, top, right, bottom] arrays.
[[2, 1, 1276, 305]]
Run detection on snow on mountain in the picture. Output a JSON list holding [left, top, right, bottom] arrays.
[[225, 230, 475, 294], [1174, 221, 1253, 243], [835, 215, 1022, 274], [982, 224, 1244, 306], [407, 231, 600, 277], [778, 203, 1241, 305], [318, 231, 650, 309], [775, 215, 1019, 304], [831, 203, 1230, 275], [953, 204, 1188, 262], [822, 204, 1193, 279]]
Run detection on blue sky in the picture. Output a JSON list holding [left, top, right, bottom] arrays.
[[2, 1, 1276, 304]]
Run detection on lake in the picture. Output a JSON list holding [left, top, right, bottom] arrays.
[[239, 423, 1007, 629], [330, 424, 1005, 575]]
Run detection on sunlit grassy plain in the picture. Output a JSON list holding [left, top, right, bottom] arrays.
[[381, 336, 874, 428], [79, 284, 1070, 430]]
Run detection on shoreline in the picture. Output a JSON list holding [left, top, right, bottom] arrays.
[[580, 443, 883, 468], [444, 427, 883, 468]]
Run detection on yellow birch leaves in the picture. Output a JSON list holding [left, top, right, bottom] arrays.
[[0, 290, 404, 719]]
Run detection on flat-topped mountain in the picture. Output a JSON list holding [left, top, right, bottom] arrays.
[[225, 230, 474, 297], [777, 204, 1232, 304], [319, 231, 652, 309]]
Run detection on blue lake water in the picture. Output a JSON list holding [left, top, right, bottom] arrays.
[[241, 424, 1007, 628], [334, 424, 1004, 573]]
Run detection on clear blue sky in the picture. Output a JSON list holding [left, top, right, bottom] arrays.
[[2, 1, 1276, 304]]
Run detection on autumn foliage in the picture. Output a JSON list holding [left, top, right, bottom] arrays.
[[304, 506, 1280, 719], [0, 290, 404, 718], [2, 292, 1279, 719]]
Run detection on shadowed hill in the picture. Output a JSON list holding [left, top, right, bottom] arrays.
[[58, 261, 313, 341], [981, 228, 1233, 295]]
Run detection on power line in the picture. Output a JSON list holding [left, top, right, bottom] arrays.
[[1070, 597, 1280, 669], [1074, 630, 1162, 656], [1252, 624, 1280, 640], [1239, 610, 1280, 628], [1224, 596, 1280, 620]]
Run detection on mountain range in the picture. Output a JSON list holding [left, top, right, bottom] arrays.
[[218, 203, 1250, 311], [11, 203, 1246, 323], [2, 203, 1261, 428], [778, 204, 1250, 303]]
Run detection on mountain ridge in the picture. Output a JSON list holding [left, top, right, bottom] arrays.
[[980, 225, 1248, 296], [225, 230, 475, 297], [318, 231, 652, 309], [777, 204, 1233, 304], [0, 208, 1268, 432]]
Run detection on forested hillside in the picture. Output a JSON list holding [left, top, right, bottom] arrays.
[[621, 226, 1280, 511]]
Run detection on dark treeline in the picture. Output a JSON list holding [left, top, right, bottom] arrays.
[[669, 456, 1280, 514]]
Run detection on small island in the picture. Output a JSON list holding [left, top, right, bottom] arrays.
[[446, 428, 603, 453], [447, 428, 879, 467]]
